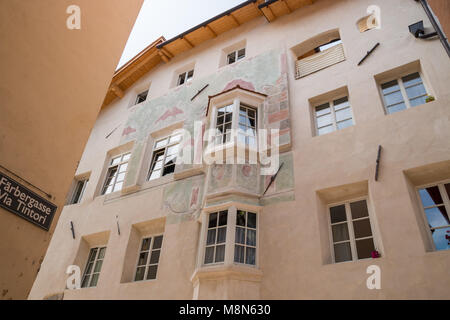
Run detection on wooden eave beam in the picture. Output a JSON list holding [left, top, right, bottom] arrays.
[[260, 6, 276, 22], [158, 50, 170, 63], [228, 13, 241, 26], [204, 24, 217, 37], [111, 83, 124, 98], [161, 47, 174, 58], [181, 37, 194, 48], [281, 0, 292, 13], [113, 49, 159, 84]]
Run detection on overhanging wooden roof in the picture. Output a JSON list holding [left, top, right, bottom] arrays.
[[102, 0, 316, 108]]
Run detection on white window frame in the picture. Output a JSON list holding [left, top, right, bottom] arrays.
[[327, 197, 377, 264], [147, 132, 181, 181], [101, 151, 131, 195], [177, 69, 194, 86], [415, 179, 450, 251], [313, 95, 354, 136], [69, 178, 88, 205], [234, 210, 258, 266], [133, 234, 164, 282], [81, 246, 106, 288], [227, 47, 246, 65], [200, 206, 259, 268], [203, 211, 228, 266], [379, 71, 430, 115]]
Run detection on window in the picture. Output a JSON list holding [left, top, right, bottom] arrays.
[[418, 182, 450, 251], [234, 210, 257, 265], [69, 178, 88, 204], [204, 211, 228, 264], [328, 199, 376, 263], [315, 39, 342, 53], [314, 96, 353, 136], [81, 247, 106, 288], [135, 90, 148, 105], [380, 72, 428, 114], [148, 133, 181, 181], [177, 69, 194, 86], [101, 152, 131, 195], [227, 48, 246, 65], [134, 235, 163, 281], [215, 104, 233, 144]]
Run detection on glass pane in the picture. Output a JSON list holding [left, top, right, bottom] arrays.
[[149, 250, 160, 264], [85, 262, 93, 275], [409, 96, 427, 107], [405, 83, 426, 99], [163, 164, 175, 176], [165, 155, 176, 165], [318, 125, 334, 136], [353, 218, 373, 239], [217, 227, 226, 244], [419, 186, 443, 207], [204, 247, 214, 264], [237, 48, 246, 59], [104, 168, 117, 186], [206, 229, 216, 245], [111, 156, 121, 165], [225, 113, 232, 123], [141, 238, 151, 251], [187, 70, 194, 79], [218, 211, 228, 226], [247, 212, 256, 228], [208, 213, 217, 228], [225, 104, 233, 113], [178, 73, 185, 85], [97, 247, 106, 259], [337, 119, 353, 130], [155, 139, 168, 149], [386, 103, 406, 114], [246, 229, 256, 246], [384, 91, 404, 106], [138, 252, 148, 266], [330, 205, 346, 223], [425, 207, 449, 229], [334, 242, 352, 263], [402, 72, 422, 87], [235, 227, 245, 244], [169, 134, 181, 143], [113, 182, 123, 192], [146, 265, 158, 280], [445, 184, 450, 199], [431, 226, 450, 251], [81, 275, 90, 288], [227, 52, 236, 64], [381, 80, 400, 94], [94, 260, 103, 273], [332, 223, 349, 242], [167, 144, 179, 156], [335, 108, 352, 122], [104, 185, 113, 195], [122, 153, 131, 162], [234, 245, 245, 263], [153, 236, 163, 249], [88, 248, 98, 262], [149, 170, 161, 181], [215, 245, 225, 263], [333, 97, 349, 110], [119, 163, 128, 173], [216, 115, 224, 125], [89, 273, 99, 287], [247, 108, 255, 118], [315, 103, 330, 116], [134, 267, 145, 281], [316, 114, 332, 128], [236, 210, 246, 226], [116, 172, 125, 182], [246, 247, 256, 265], [355, 238, 375, 259], [350, 200, 369, 219]]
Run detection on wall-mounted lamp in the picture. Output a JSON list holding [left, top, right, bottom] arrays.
[[408, 20, 438, 39]]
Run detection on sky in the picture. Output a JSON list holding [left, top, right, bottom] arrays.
[[117, 0, 245, 69]]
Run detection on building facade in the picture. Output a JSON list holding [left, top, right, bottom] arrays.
[[29, 0, 450, 300]]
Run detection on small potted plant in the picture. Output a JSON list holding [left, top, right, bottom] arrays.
[[371, 250, 380, 258], [425, 95, 435, 103]]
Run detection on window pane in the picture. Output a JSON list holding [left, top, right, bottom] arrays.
[[246, 247, 256, 265], [116, 172, 126, 182], [149, 170, 161, 181], [318, 125, 334, 135], [355, 238, 375, 259], [335, 108, 352, 122], [402, 72, 422, 87], [81, 275, 90, 288], [217, 115, 224, 125], [384, 91, 404, 106], [134, 267, 145, 281], [215, 245, 225, 262], [337, 119, 353, 130], [98, 247, 106, 259], [141, 238, 151, 251], [316, 114, 332, 128], [333, 97, 349, 110], [153, 236, 163, 250], [381, 80, 400, 94], [206, 229, 216, 245], [247, 212, 256, 228], [425, 207, 449, 229], [204, 247, 214, 265], [104, 168, 117, 186], [187, 70, 194, 79], [350, 200, 369, 219], [155, 139, 168, 149], [111, 156, 121, 165], [419, 186, 443, 207], [409, 96, 427, 107], [445, 184, 450, 199], [431, 226, 450, 251], [405, 83, 426, 99], [218, 211, 228, 226], [89, 273, 99, 287], [225, 113, 233, 123], [315, 103, 330, 116], [113, 182, 123, 192], [247, 108, 255, 118], [217, 227, 226, 244], [334, 242, 352, 263], [94, 260, 103, 273], [119, 163, 128, 173], [85, 262, 93, 275], [149, 250, 160, 264], [146, 265, 158, 280], [332, 223, 349, 242], [167, 144, 179, 156], [169, 134, 181, 144], [104, 185, 113, 195], [235, 227, 245, 244], [208, 213, 217, 228], [236, 210, 246, 226], [353, 218, 373, 239], [386, 102, 406, 114], [246, 229, 256, 246], [138, 252, 148, 266], [237, 48, 246, 60], [88, 248, 98, 262], [227, 52, 236, 64], [234, 245, 245, 263], [330, 205, 346, 223], [122, 153, 131, 162]]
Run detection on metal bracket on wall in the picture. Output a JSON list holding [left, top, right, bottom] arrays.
[[358, 42, 380, 66], [262, 162, 284, 196], [191, 84, 209, 101], [375, 145, 382, 181], [116, 215, 121, 236], [70, 221, 75, 239]]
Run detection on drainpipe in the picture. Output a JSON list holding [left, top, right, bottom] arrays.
[[415, 0, 450, 57]]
